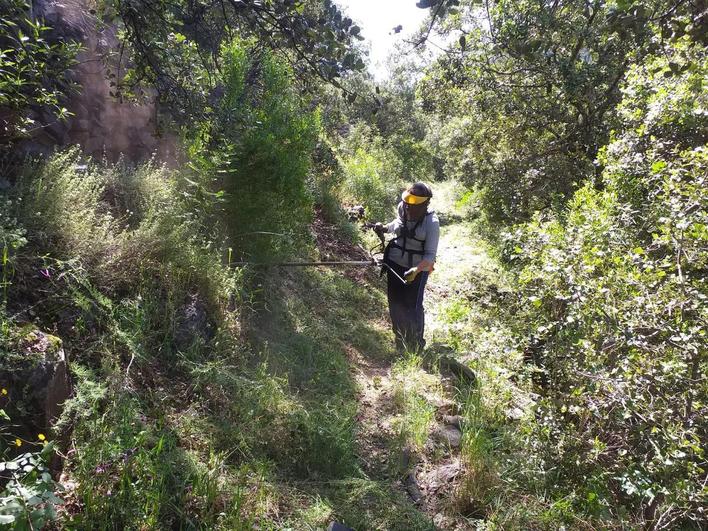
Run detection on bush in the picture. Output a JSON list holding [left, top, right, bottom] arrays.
[[0, 150, 248, 527], [338, 122, 403, 221], [0, 0, 80, 144], [506, 37, 707, 527], [0, 443, 63, 529], [188, 40, 321, 262], [7, 149, 233, 305]]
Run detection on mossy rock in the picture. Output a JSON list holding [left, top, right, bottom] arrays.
[[0, 325, 71, 433]]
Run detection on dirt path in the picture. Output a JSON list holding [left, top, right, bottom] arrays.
[[351, 346, 398, 477], [351, 182, 490, 529]]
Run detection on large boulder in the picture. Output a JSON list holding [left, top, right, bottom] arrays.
[[0, 326, 71, 432], [17, 0, 178, 163]]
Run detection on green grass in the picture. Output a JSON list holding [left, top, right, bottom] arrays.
[[388, 181, 602, 528], [391, 352, 439, 452], [245, 268, 380, 474], [1, 151, 393, 528], [55, 258, 433, 528], [3, 152, 541, 529]]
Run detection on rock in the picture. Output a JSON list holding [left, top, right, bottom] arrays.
[[0, 326, 71, 430], [400, 445, 412, 469], [507, 406, 524, 420], [433, 424, 463, 448], [23, 329, 70, 426], [429, 395, 457, 412], [438, 356, 476, 384], [425, 460, 461, 491], [400, 444, 420, 470], [17, 0, 180, 164], [404, 470, 424, 505], [433, 513, 454, 528], [327, 523, 354, 531], [441, 414, 463, 428], [418, 461, 463, 517], [173, 294, 214, 350]]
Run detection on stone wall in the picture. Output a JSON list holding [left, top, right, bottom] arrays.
[[22, 0, 178, 163]]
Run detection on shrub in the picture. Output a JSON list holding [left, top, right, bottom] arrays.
[[0, 0, 80, 144], [188, 40, 321, 262], [507, 37, 707, 527], [0, 443, 63, 529], [8, 149, 234, 306], [338, 122, 404, 221]]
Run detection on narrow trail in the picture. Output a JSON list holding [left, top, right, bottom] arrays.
[[251, 182, 499, 529], [351, 181, 492, 529], [426, 184, 490, 340]]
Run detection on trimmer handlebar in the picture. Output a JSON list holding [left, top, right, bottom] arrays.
[[362, 223, 412, 286]]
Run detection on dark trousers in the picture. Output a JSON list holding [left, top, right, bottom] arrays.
[[386, 261, 429, 353]]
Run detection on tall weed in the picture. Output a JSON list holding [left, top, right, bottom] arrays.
[[188, 40, 321, 262], [338, 122, 404, 221]]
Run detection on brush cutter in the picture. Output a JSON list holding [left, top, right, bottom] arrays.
[[230, 223, 413, 285]]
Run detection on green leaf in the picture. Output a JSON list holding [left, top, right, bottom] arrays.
[[651, 160, 666, 172]]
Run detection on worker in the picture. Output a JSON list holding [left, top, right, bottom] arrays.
[[374, 182, 440, 353]]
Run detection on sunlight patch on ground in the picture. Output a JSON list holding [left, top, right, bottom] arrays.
[[425, 182, 494, 341]]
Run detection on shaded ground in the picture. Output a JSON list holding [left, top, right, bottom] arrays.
[[240, 211, 434, 530]]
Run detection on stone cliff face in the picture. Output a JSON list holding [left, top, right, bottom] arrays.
[[25, 0, 178, 163]]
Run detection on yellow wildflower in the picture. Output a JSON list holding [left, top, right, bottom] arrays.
[[14, 438, 21, 447], [38, 433, 46, 441]]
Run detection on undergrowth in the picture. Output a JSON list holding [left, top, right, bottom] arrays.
[[0, 141, 434, 528]]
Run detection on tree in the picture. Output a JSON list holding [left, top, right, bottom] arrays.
[[0, 0, 80, 146], [510, 32, 707, 526], [102, 0, 367, 120], [417, 0, 705, 220]]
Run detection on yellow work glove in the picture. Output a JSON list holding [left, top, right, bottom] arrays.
[[404, 260, 435, 283], [404, 267, 420, 283]]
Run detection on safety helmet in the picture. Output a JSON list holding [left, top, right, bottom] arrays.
[[401, 182, 433, 205]]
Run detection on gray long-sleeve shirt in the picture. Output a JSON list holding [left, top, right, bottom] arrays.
[[384, 202, 440, 268]]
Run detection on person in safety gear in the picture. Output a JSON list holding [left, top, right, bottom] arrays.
[[373, 182, 440, 353]]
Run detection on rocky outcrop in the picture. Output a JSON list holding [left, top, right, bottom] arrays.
[[0, 326, 71, 431], [20, 0, 178, 163]]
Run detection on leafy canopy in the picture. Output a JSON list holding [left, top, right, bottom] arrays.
[[104, 0, 367, 118], [0, 0, 81, 144]]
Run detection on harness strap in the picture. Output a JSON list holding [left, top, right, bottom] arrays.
[[397, 211, 433, 268], [387, 242, 425, 255]]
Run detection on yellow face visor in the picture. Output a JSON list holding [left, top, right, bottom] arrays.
[[402, 191, 430, 205]]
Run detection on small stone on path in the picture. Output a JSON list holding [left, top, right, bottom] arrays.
[[441, 414, 463, 428], [433, 424, 463, 448], [404, 470, 424, 505], [425, 460, 462, 492]]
